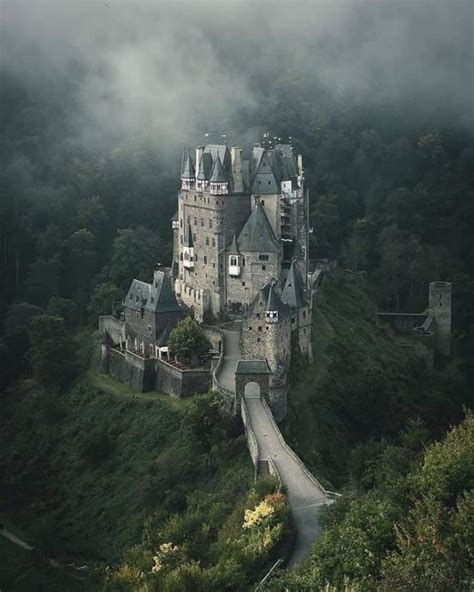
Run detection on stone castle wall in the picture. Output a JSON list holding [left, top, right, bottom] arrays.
[[241, 318, 291, 373], [226, 249, 282, 310]]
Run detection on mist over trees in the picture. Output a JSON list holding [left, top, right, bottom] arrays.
[[0, 1, 473, 589]]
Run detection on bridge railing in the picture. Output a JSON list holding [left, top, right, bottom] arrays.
[[241, 396, 260, 481]]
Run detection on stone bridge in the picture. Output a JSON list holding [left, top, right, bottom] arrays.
[[215, 322, 337, 566]]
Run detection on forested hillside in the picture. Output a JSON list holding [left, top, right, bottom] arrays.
[[1, 1, 473, 590]]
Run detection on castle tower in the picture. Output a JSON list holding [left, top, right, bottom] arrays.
[[209, 154, 229, 195], [429, 281, 452, 357], [181, 150, 195, 190]]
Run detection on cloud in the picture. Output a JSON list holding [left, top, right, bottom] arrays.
[[1, 0, 472, 154]]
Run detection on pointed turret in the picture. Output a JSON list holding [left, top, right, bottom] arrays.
[[209, 154, 229, 195], [181, 149, 195, 190], [282, 259, 306, 308]]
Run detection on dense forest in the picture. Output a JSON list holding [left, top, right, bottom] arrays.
[[1, 1, 473, 590]]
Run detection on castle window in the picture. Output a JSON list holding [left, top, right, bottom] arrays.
[[180, 253, 183, 260], [213, 263, 216, 268], [180, 235, 183, 244], [204, 256, 207, 264], [261, 200, 265, 205], [262, 265, 266, 271], [148, 326, 152, 334], [194, 217, 197, 225], [249, 326, 252, 330], [256, 313, 260, 319], [180, 219, 183, 227], [303, 311, 306, 319], [268, 180, 271, 185], [258, 326, 262, 332], [212, 238, 216, 247], [201, 218, 204, 227], [257, 337, 261, 342], [242, 257, 245, 266], [187, 215, 190, 224], [259, 254, 269, 261], [230, 255, 238, 267], [194, 195, 196, 201], [242, 281, 245, 286], [206, 237, 209, 246], [209, 219, 213, 229]]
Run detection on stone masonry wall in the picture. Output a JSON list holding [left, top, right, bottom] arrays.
[[155, 358, 210, 398], [226, 249, 282, 310], [241, 316, 291, 373]]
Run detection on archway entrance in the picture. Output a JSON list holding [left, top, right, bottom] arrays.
[[244, 381, 261, 400]]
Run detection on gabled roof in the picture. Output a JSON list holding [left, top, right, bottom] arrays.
[[282, 260, 306, 308], [237, 202, 280, 253], [266, 282, 280, 312], [203, 144, 231, 171], [251, 150, 279, 194], [181, 150, 195, 179], [124, 269, 181, 315], [248, 279, 291, 321], [228, 234, 239, 255], [149, 269, 181, 314], [197, 153, 211, 180], [185, 223, 194, 248], [210, 154, 228, 184]]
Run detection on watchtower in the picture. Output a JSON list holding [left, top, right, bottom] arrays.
[[429, 281, 452, 357]]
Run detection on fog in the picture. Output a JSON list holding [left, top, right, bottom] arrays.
[[1, 0, 473, 153]]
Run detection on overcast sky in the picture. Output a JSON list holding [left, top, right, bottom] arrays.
[[1, 0, 473, 151]]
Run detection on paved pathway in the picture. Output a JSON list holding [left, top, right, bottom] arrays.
[[217, 323, 242, 393], [245, 398, 329, 566], [215, 322, 332, 566]]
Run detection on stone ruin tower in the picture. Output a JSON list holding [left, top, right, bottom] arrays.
[[429, 281, 452, 357]]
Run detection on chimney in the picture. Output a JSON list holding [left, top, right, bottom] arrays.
[[297, 154, 303, 176], [195, 145, 204, 179], [231, 146, 244, 193]]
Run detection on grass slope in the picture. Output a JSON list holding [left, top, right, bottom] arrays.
[[0, 370, 253, 571]]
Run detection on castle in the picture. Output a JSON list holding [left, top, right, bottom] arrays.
[[100, 140, 313, 409], [99, 138, 452, 413]]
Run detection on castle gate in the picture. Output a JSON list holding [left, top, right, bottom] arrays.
[[235, 360, 271, 410], [244, 381, 261, 400]]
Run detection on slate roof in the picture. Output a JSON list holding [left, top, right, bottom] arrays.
[[228, 234, 239, 255], [181, 150, 195, 178], [260, 280, 291, 319], [249, 144, 298, 194], [124, 269, 181, 315], [281, 260, 306, 308], [235, 359, 271, 375], [210, 154, 228, 183], [197, 153, 211, 180], [237, 202, 280, 253]]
